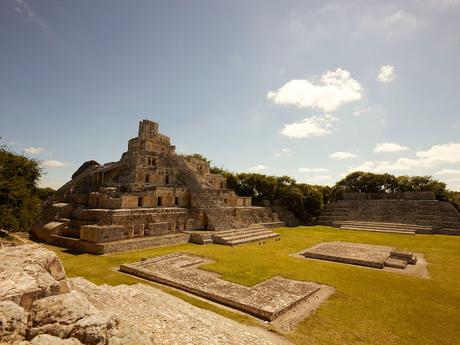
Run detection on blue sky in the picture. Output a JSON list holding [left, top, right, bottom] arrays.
[[1, 0, 460, 190]]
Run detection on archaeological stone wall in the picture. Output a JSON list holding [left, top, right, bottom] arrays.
[[317, 192, 460, 235]]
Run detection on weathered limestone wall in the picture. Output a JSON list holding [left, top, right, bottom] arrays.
[[343, 191, 436, 200], [317, 192, 460, 234]]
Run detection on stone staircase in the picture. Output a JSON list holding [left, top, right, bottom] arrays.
[[316, 201, 351, 226], [212, 226, 280, 246], [333, 221, 433, 235], [270, 205, 300, 227], [168, 154, 242, 231], [416, 200, 442, 231], [439, 202, 460, 235]]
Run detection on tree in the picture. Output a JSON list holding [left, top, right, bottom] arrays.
[[0, 148, 43, 231]]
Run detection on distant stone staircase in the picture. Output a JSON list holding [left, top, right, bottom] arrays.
[[316, 201, 351, 226], [415, 200, 442, 231], [212, 225, 280, 246], [333, 221, 432, 235], [316, 193, 460, 235], [168, 154, 242, 230], [439, 202, 460, 235]]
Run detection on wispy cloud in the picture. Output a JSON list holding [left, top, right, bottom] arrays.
[[329, 151, 358, 160], [14, 0, 47, 28], [248, 164, 268, 172], [281, 114, 338, 139], [435, 169, 460, 176], [377, 65, 396, 83], [43, 160, 71, 168], [349, 143, 460, 174], [374, 142, 408, 153], [274, 148, 292, 157], [299, 168, 329, 173], [23, 146, 45, 155]]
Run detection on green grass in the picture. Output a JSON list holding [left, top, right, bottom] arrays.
[[47, 226, 460, 345]]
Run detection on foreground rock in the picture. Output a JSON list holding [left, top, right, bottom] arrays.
[[1, 244, 285, 344], [70, 277, 282, 345], [0, 244, 69, 310]]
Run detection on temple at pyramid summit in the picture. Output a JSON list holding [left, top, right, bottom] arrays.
[[34, 120, 284, 253]]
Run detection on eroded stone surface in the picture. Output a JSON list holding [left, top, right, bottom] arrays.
[[120, 253, 321, 320], [1, 243, 289, 345], [0, 244, 69, 310], [70, 277, 286, 345], [0, 301, 28, 343], [28, 334, 83, 345]]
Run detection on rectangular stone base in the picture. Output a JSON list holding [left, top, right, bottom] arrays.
[[301, 241, 394, 269], [49, 233, 190, 254]]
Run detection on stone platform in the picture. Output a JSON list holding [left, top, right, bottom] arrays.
[[189, 224, 283, 246], [300, 241, 417, 270], [49, 232, 190, 254], [120, 253, 324, 320]]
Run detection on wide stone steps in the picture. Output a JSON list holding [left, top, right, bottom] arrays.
[[333, 221, 433, 235], [212, 227, 280, 246], [338, 226, 416, 235], [212, 226, 266, 237], [215, 229, 274, 241], [437, 228, 460, 235], [219, 233, 279, 246]]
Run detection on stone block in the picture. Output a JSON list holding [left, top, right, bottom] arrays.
[[80, 225, 125, 243], [146, 222, 169, 236], [384, 257, 408, 269], [33, 222, 65, 242]]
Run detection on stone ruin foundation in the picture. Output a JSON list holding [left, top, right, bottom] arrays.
[[317, 192, 460, 235], [34, 119, 285, 254], [120, 253, 331, 321], [0, 244, 291, 345], [299, 241, 428, 277]]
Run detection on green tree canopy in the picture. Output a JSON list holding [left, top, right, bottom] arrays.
[[0, 147, 44, 231]]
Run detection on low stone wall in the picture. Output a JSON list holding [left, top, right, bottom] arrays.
[[50, 232, 190, 254], [120, 253, 325, 321]]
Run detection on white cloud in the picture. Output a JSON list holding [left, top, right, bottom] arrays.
[[353, 106, 372, 116], [348, 143, 460, 175], [383, 10, 417, 30], [299, 168, 329, 173], [267, 68, 363, 112], [23, 146, 46, 155], [349, 158, 424, 173], [281, 114, 338, 138], [416, 143, 460, 164], [306, 175, 332, 182], [435, 169, 460, 176], [374, 142, 408, 153], [43, 160, 71, 168], [14, 0, 47, 28], [274, 148, 292, 157], [377, 65, 396, 83], [329, 151, 358, 160], [248, 164, 268, 172]]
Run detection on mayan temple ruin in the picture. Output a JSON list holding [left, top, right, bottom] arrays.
[[316, 192, 460, 235], [33, 120, 284, 254]]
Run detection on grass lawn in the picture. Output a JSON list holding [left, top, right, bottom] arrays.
[[47, 226, 460, 345]]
